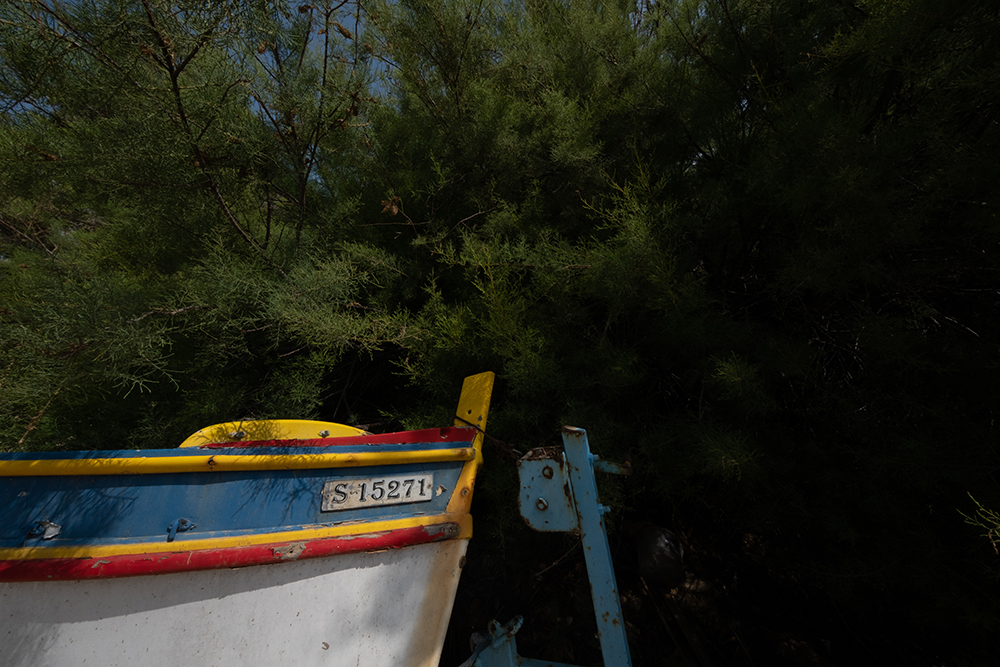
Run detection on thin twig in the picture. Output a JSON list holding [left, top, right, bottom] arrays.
[[130, 305, 214, 323]]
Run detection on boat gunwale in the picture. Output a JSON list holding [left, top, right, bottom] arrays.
[[0, 427, 477, 476]]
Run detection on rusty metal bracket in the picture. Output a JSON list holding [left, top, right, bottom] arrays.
[[466, 426, 633, 667], [518, 453, 577, 532]]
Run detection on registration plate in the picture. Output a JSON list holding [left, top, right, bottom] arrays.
[[321, 473, 435, 511]]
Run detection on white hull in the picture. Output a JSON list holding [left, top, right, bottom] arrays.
[[1, 539, 467, 667]]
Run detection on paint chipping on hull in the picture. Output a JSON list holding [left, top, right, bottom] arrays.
[[272, 543, 305, 560]]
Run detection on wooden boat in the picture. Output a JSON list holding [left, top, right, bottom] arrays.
[[0, 372, 494, 667]]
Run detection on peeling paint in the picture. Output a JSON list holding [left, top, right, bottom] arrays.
[[422, 523, 460, 540], [272, 543, 306, 560], [330, 519, 367, 527], [333, 531, 389, 541]]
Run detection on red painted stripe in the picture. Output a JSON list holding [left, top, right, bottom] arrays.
[[0, 523, 461, 582], [199, 426, 477, 449]]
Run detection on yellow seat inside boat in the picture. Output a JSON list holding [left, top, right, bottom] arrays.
[[178, 419, 369, 447]]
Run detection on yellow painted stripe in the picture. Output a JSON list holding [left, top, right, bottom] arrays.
[[0, 447, 475, 477], [178, 419, 368, 448], [0, 513, 473, 561]]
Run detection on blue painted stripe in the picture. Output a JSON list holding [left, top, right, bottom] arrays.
[[2, 460, 466, 549]]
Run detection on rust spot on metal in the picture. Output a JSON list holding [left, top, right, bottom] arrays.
[[272, 543, 306, 560], [542, 465, 554, 479], [561, 426, 584, 435], [521, 446, 563, 461]]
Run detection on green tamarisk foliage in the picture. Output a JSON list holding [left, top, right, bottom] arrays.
[[363, 0, 1000, 653], [962, 494, 1000, 558], [0, 1, 402, 449]]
